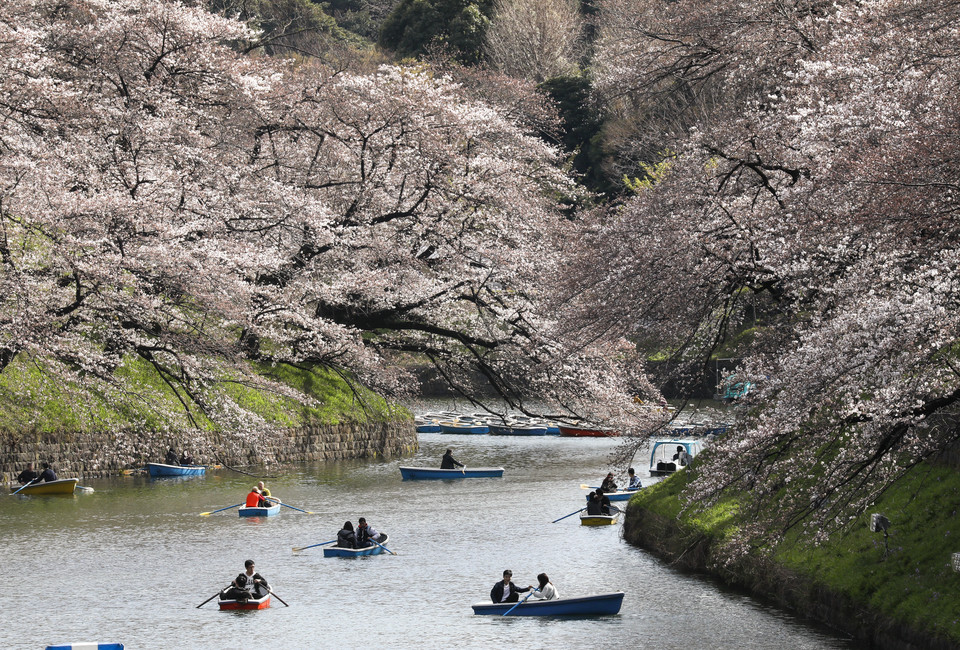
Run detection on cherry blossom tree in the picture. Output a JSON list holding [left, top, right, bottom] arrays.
[[0, 0, 664, 442], [576, 0, 960, 551]]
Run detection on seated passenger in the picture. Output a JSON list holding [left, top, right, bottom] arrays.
[[627, 467, 642, 490], [38, 462, 57, 482], [532, 573, 559, 600], [337, 521, 357, 548], [585, 491, 603, 515]]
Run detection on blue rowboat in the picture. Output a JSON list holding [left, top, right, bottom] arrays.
[[416, 422, 442, 433], [399, 466, 504, 480], [323, 534, 391, 558], [46, 645, 124, 650], [438, 421, 489, 434], [586, 489, 638, 502], [146, 463, 205, 477], [238, 503, 281, 517], [471, 592, 625, 616], [488, 423, 548, 436]]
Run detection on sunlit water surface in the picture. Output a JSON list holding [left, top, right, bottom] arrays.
[[1, 433, 861, 649]]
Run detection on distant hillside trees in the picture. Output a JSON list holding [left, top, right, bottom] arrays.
[[379, 0, 494, 63], [484, 0, 582, 82]]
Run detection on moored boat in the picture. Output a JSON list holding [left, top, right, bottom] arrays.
[[218, 592, 271, 610], [488, 423, 548, 436], [471, 592, 625, 616], [146, 462, 205, 477], [558, 425, 620, 437], [11, 478, 79, 495], [438, 421, 489, 434], [399, 466, 504, 480], [580, 508, 620, 526], [238, 503, 282, 517], [323, 534, 391, 558]]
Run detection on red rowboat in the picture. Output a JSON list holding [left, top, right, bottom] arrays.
[[558, 425, 620, 437]]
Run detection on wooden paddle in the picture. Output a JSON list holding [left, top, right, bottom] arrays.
[[292, 539, 336, 552], [551, 507, 586, 523], [199, 503, 243, 516], [196, 586, 230, 608], [580, 484, 601, 490], [502, 588, 539, 616]]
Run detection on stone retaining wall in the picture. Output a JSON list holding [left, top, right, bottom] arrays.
[[0, 419, 417, 481]]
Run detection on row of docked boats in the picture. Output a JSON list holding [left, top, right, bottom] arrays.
[[415, 412, 621, 437]]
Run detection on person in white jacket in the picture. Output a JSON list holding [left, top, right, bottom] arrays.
[[532, 573, 558, 600]]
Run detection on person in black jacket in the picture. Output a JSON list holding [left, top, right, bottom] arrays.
[[337, 521, 357, 548], [490, 570, 532, 603], [440, 449, 464, 470], [16, 463, 39, 484], [37, 462, 57, 482], [221, 560, 269, 602]]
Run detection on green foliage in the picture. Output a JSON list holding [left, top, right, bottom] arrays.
[[623, 151, 675, 193], [379, 0, 493, 63]]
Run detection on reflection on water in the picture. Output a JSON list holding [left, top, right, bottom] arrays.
[[0, 433, 857, 649]]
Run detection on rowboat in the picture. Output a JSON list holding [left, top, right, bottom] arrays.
[[471, 592, 625, 616], [218, 592, 270, 610], [44, 643, 123, 650], [580, 508, 620, 526], [11, 478, 78, 495], [399, 466, 504, 480], [488, 423, 548, 436], [438, 421, 489, 434], [146, 463, 205, 477], [238, 503, 281, 517], [558, 425, 620, 437], [323, 534, 391, 558], [648, 439, 704, 476], [585, 488, 638, 502]]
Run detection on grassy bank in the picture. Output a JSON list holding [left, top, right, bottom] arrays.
[[627, 464, 960, 646], [0, 354, 404, 439]]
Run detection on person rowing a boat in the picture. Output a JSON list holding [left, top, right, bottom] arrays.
[[490, 569, 533, 603], [246, 486, 267, 508], [164, 447, 179, 465], [221, 559, 270, 603], [16, 463, 39, 485], [600, 472, 618, 492], [356, 517, 383, 548], [440, 449, 464, 470], [585, 491, 603, 515]]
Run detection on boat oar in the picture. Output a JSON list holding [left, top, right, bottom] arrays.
[[551, 507, 586, 523], [580, 484, 602, 490], [371, 538, 397, 556], [502, 588, 539, 616], [292, 539, 336, 552], [199, 503, 243, 516], [197, 586, 230, 608], [277, 502, 314, 515], [262, 585, 289, 607], [11, 477, 40, 495]]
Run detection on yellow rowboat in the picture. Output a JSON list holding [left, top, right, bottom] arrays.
[[579, 509, 620, 526], [11, 478, 79, 495]]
